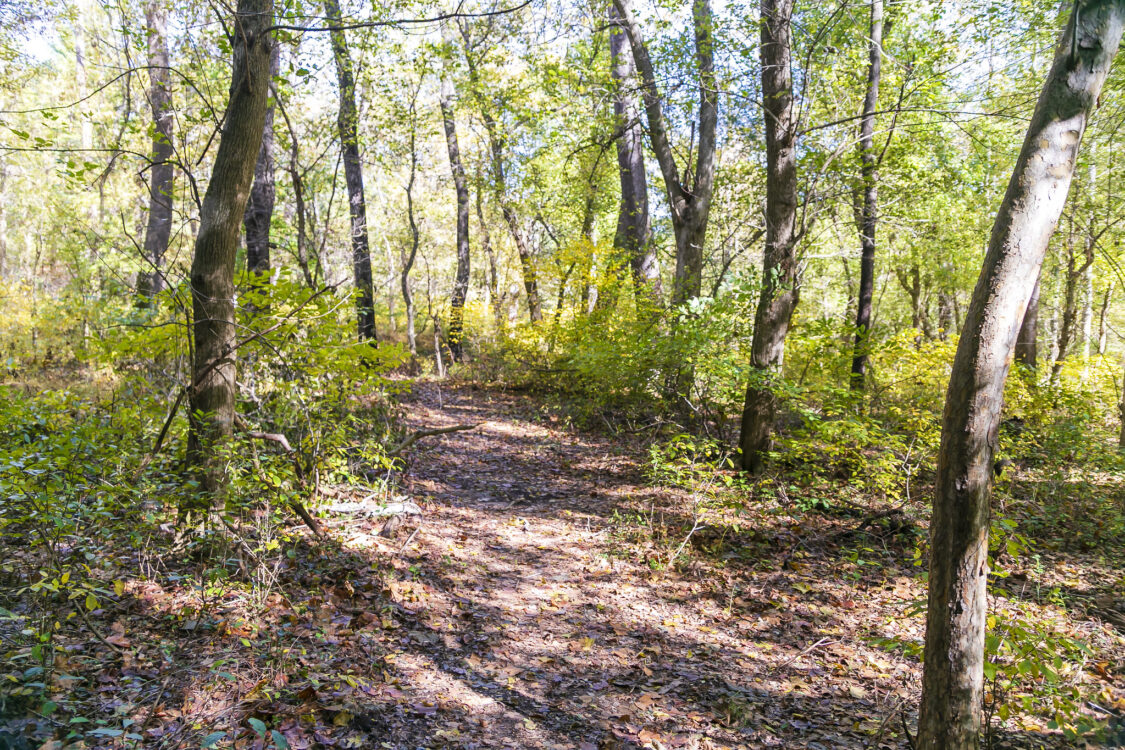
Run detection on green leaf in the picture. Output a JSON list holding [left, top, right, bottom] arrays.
[[200, 731, 225, 748], [248, 717, 267, 737], [270, 730, 290, 749]]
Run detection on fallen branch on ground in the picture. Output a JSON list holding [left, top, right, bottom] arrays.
[[387, 423, 481, 457], [234, 414, 323, 537]]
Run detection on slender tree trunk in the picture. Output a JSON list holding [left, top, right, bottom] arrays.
[[1053, 235, 1095, 376], [1119, 359, 1125, 450], [1015, 274, 1040, 368], [896, 265, 932, 343], [187, 0, 274, 505], [476, 183, 503, 332], [612, 0, 715, 305], [938, 288, 955, 339], [0, 166, 7, 277], [136, 0, 173, 304], [276, 93, 315, 288], [609, 5, 659, 305], [459, 24, 542, 323], [1080, 263, 1094, 358], [440, 26, 471, 361], [1097, 281, 1113, 354], [918, 5, 1124, 748], [850, 0, 884, 389], [324, 0, 376, 341], [738, 0, 799, 474], [402, 102, 420, 356], [243, 37, 279, 278]]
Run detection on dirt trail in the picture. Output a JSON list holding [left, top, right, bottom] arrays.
[[332, 383, 922, 750]]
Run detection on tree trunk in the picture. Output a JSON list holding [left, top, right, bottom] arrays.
[[896, 265, 932, 342], [1119, 359, 1125, 450], [1097, 281, 1113, 354], [1080, 263, 1094, 359], [136, 0, 173, 304], [1014, 274, 1040, 368], [612, 0, 715, 305], [276, 93, 315, 287], [738, 0, 799, 474], [918, 5, 1124, 749], [187, 0, 274, 504], [402, 97, 421, 356], [325, 0, 376, 341], [938, 288, 955, 340], [849, 0, 884, 390], [476, 182, 504, 332], [1053, 234, 1095, 376], [459, 23, 542, 323], [609, 5, 660, 306], [440, 26, 471, 361], [243, 37, 279, 278]]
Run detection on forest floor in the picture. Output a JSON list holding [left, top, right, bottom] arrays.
[[2, 381, 1124, 749]]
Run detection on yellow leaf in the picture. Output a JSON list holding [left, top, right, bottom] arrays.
[[113, 581, 125, 596], [85, 593, 98, 611]]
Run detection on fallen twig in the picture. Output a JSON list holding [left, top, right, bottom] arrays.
[[766, 636, 834, 676], [74, 603, 124, 656], [397, 525, 421, 555], [388, 423, 482, 457], [234, 414, 323, 537]]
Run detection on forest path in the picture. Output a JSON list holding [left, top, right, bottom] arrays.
[[331, 382, 918, 750]]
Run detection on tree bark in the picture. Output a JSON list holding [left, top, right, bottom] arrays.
[[895, 265, 932, 342], [1120, 359, 1125, 450], [136, 0, 174, 304], [324, 0, 376, 341], [1052, 233, 1095, 376], [612, 0, 715, 305], [738, 0, 799, 474], [1014, 274, 1040, 368], [849, 0, 884, 390], [243, 37, 279, 278], [937, 287, 955, 340], [276, 92, 315, 287], [609, 5, 659, 306], [1097, 281, 1113, 354], [476, 181, 504, 332], [401, 92, 420, 356], [187, 0, 274, 504], [440, 24, 471, 361], [917, 5, 1125, 748]]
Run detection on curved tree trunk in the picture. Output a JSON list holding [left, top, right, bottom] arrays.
[[136, 0, 173, 305], [243, 37, 279, 280], [325, 0, 376, 341], [738, 0, 799, 474], [609, 5, 659, 306], [440, 25, 471, 361], [849, 0, 884, 390], [917, 4, 1125, 748], [187, 0, 274, 505]]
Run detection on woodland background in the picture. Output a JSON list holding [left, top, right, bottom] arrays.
[[0, 0, 1123, 748]]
